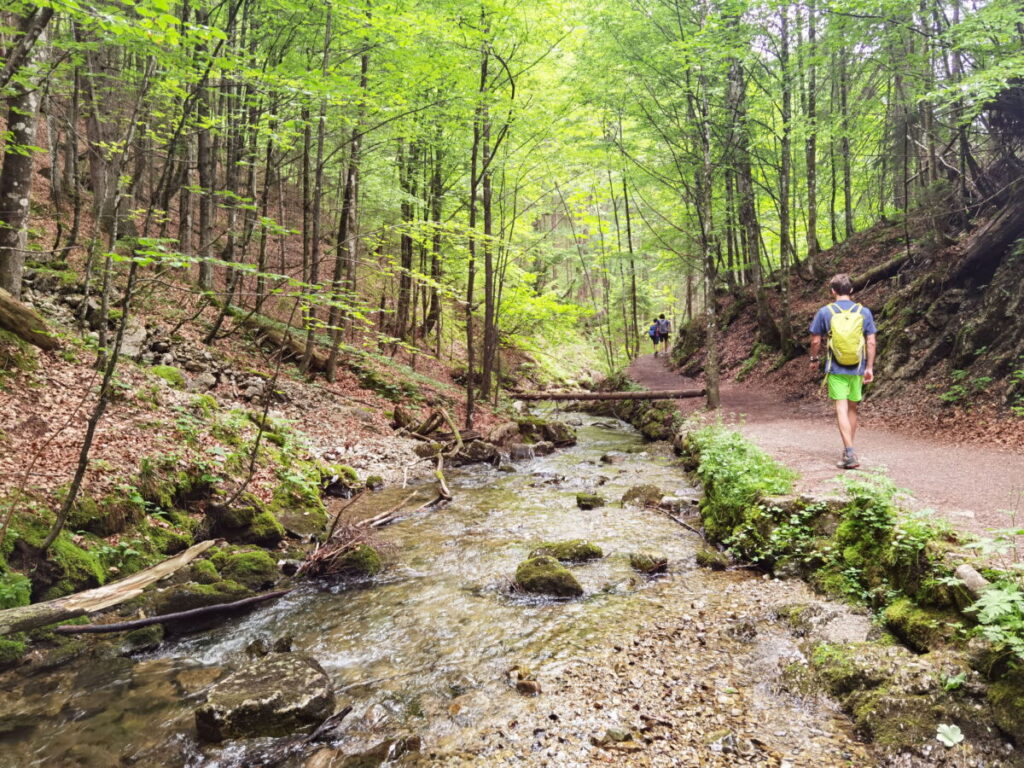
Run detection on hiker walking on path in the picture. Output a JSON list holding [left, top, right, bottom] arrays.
[[808, 274, 877, 469], [656, 314, 672, 356], [648, 319, 660, 354]]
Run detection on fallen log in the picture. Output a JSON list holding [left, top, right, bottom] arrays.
[[850, 251, 913, 292], [515, 389, 705, 402], [52, 589, 291, 634], [0, 287, 60, 350], [0, 540, 215, 636]]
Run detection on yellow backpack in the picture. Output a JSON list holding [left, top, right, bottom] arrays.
[[827, 303, 865, 367]]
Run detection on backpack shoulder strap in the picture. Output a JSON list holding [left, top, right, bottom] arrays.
[[827, 303, 841, 316]]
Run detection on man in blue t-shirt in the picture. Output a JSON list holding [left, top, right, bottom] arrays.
[[808, 273, 877, 469]]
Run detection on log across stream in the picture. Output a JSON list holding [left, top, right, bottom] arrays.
[[0, 413, 871, 767]]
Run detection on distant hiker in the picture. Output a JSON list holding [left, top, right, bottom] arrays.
[[649, 319, 660, 354], [656, 314, 672, 355], [809, 273, 877, 470]]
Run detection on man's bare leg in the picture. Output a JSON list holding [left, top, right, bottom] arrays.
[[835, 399, 855, 449]]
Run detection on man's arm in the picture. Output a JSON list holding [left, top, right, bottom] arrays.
[[809, 334, 822, 366], [864, 334, 877, 383]]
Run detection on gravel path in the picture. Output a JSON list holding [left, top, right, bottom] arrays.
[[629, 354, 1024, 537]]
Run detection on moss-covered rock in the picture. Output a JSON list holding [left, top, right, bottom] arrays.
[[190, 559, 220, 584], [696, 547, 730, 571], [38, 536, 107, 601], [152, 580, 253, 616], [151, 365, 186, 389], [621, 484, 663, 507], [269, 483, 328, 538], [120, 624, 165, 655], [0, 637, 26, 669], [529, 540, 602, 563], [204, 496, 285, 547], [629, 552, 668, 574], [218, 550, 278, 590], [248, 511, 286, 547], [331, 544, 383, 578], [988, 670, 1024, 745], [514, 556, 583, 598], [881, 598, 959, 653], [576, 493, 605, 510], [365, 475, 384, 491]]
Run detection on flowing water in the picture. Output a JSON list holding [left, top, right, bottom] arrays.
[[0, 414, 869, 767]]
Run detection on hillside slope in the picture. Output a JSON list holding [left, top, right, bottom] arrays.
[[671, 201, 1024, 448]]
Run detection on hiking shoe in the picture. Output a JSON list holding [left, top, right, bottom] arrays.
[[837, 452, 860, 470]]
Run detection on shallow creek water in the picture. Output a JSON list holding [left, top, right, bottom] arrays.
[[0, 415, 872, 767]]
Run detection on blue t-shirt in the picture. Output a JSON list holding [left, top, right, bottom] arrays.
[[809, 299, 877, 375]]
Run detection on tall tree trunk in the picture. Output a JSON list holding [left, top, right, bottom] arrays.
[[326, 47, 369, 382], [777, 4, 795, 354], [839, 47, 854, 238], [0, 69, 43, 296], [803, 0, 819, 275], [465, 30, 488, 430]]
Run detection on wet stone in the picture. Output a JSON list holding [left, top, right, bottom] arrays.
[[194, 652, 334, 742]]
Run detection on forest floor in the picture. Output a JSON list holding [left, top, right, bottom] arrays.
[[629, 354, 1024, 538]]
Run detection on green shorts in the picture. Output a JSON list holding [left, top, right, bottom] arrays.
[[827, 373, 863, 402]]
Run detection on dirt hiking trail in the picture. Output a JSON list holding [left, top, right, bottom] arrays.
[[629, 354, 1024, 537]]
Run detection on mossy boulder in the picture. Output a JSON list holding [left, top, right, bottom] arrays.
[[988, 670, 1024, 745], [621, 484, 663, 507], [152, 580, 253, 616], [39, 537, 107, 601], [120, 624, 165, 655], [204, 497, 285, 547], [529, 540, 602, 563], [696, 547, 730, 571], [331, 545, 383, 578], [269, 484, 328, 538], [576, 493, 605, 510], [881, 598, 958, 653], [190, 559, 220, 584], [629, 552, 668, 574], [541, 421, 576, 447], [217, 550, 278, 590], [151, 365, 186, 389], [514, 556, 583, 598]]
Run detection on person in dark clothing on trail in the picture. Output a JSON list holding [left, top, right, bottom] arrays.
[[656, 314, 671, 356], [809, 273, 877, 469], [648, 319, 660, 354]]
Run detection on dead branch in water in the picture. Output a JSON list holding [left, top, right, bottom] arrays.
[[52, 589, 291, 634]]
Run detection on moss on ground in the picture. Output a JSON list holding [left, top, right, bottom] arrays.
[[882, 598, 959, 653], [67, 493, 145, 537], [0, 328, 38, 386], [151, 365, 186, 389]]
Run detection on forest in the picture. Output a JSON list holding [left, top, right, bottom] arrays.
[[1, 0, 1024, 765]]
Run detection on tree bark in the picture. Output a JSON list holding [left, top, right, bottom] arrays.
[[0, 10, 49, 297]]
